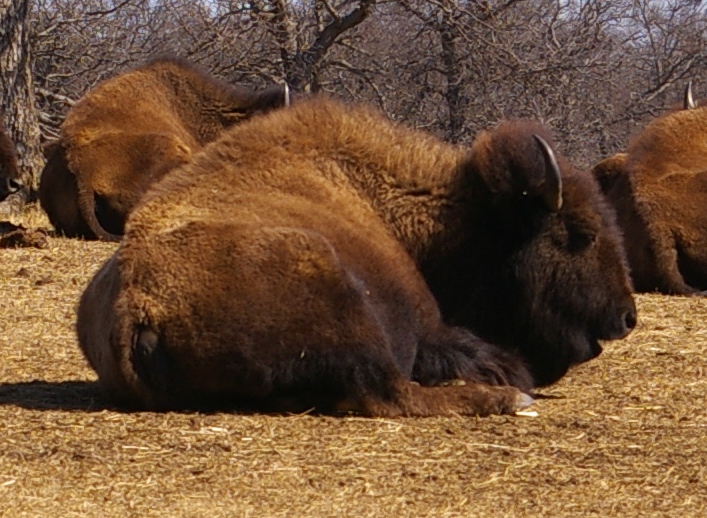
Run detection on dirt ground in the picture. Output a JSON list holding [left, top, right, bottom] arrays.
[[0, 208, 705, 517]]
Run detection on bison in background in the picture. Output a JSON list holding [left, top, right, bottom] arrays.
[[0, 116, 23, 202], [77, 97, 635, 416], [592, 82, 707, 295], [38, 56, 289, 241]]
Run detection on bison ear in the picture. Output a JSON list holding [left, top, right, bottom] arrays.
[[685, 81, 697, 110], [533, 134, 563, 212]]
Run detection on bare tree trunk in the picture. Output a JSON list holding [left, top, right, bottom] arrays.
[[262, 0, 375, 93], [0, 0, 42, 214], [291, 0, 375, 92], [438, 11, 464, 144]]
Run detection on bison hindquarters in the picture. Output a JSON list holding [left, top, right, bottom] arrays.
[[77, 221, 530, 416]]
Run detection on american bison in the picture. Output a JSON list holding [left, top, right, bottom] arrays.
[[592, 83, 707, 295], [0, 115, 22, 202], [77, 97, 635, 416], [38, 56, 289, 241]]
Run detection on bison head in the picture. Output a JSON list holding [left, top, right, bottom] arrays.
[[0, 121, 22, 202], [438, 121, 636, 387]]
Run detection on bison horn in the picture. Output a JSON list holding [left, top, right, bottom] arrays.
[[533, 134, 563, 212], [684, 81, 697, 110], [284, 83, 291, 108]]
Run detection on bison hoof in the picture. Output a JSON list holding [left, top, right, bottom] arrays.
[[516, 392, 534, 410]]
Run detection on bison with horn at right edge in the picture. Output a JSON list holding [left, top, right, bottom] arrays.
[[77, 97, 636, 416], [592, 82, 707, 295]]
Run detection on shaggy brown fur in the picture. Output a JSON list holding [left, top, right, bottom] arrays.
[[77, 97, 635, 415], [0, 116, 22, 201], [38, 57, 288, 241], [591, 96, 707, 295]]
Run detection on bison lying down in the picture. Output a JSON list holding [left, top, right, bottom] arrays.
[[78, 98, 635, 416], [39, 57, 288, 241], [592, 83, 707, 295]]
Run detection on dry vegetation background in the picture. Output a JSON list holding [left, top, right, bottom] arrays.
[[2, 0, 707, 191], [0, 0, 707, 516], [0, 211, 705, 516]]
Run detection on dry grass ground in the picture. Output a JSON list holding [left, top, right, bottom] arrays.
[[0, 205, 705, 517]]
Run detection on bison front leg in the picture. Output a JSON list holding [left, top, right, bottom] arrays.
[[625, 196, 707, 295], [672, 235, 707, 295], [648, 230, 706, 295], [338, 379, 532, 418]]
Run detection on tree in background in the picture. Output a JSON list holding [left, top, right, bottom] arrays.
[[1, 0, 706, 209], [0, 0, 42, 213]]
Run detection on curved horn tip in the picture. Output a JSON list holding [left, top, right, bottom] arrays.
[[685, 80, 697, 110], [284, 83, 291, 108], [533, 134, 563, 212]]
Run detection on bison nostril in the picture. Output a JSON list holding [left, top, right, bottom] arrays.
[[623, 309, 637, 331], [6, 178, 22, 193]]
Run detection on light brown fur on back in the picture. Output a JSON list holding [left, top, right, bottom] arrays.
[[141, 97, 470, 262]]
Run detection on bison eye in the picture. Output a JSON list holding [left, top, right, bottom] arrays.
[[568, 230, 597, 252]]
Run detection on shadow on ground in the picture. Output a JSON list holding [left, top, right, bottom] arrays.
[[0, 380, 303, 416], [0, 380, 109, 411]]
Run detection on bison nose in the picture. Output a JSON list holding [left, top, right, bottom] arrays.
[[610, 303, 637, 340], [599, 300, 637, 341], [623, 307, 637, 332]]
